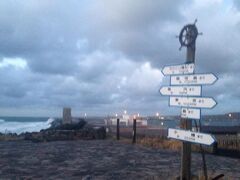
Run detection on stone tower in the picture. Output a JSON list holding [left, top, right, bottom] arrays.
[[63, 107, 72, 124]]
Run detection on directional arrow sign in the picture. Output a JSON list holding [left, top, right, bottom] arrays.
[[181, 108, 201, 119], [168, 128, 216, 146], [169, 96, 217, 109], [160, 86, 201, 96], [162, 63, 194, 75], [171, 73, 217, 85]]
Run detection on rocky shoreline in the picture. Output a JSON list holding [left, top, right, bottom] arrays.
[[0, 140, 239, 179], [0, 119, 106, 142]]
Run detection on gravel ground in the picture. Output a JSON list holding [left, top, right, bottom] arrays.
[[0, 140, 239, 179]]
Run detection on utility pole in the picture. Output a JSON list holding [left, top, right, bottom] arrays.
[[132, 119, 136, 144], [117, 118, 120, 140], [178, 19, 200, 180]]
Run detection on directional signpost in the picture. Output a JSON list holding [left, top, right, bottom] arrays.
[[160, 86, 201, 96], [181, 108, 200, 120], [162, 63, 195, 75], [159, 20, 218, 180], [169, 97, 217, 109], [168, 128, 215, 146], [171, 73, 217, 85]]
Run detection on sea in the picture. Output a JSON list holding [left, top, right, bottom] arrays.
[[0, 116, 239, 135], [0, 117, 55, 134]]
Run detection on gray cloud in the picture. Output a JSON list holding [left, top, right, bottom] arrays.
[[0, 0, 239, 116]]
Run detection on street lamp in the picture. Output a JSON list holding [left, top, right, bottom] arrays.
[[229, 113, 233, 126]]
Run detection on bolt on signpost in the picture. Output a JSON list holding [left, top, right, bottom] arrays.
[[159, 20, 217, 180]]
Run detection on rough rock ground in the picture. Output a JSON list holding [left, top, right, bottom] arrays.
[[0, 140, 239, 179]]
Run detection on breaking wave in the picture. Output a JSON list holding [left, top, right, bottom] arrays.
[[0, 118, 54, 134]]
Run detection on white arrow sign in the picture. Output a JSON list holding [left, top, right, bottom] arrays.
[[160, 86, 201, 96], [171, 73, 218, 85], [168, 128, 216, 145], [169, 96, 217, 109], [181, 108, 201, 119], [162, 63, 194, 76]]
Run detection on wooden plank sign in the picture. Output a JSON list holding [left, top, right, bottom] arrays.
[[160, 86, 201, 96], [168, 128, 216, 146], [162, 63, 195, 75], [171, 73, 217, 85], [181, 108, 201, 119], [169, 96, 217, 109]]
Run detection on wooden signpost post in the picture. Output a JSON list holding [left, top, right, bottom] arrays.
[[159, 20, 217, 180]]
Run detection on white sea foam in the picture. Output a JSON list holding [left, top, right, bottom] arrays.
[[46, 118, 55, 124], [0, 118, 54, 134]]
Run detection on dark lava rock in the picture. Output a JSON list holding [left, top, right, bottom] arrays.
[[49, 118, 86, 130], [49, 118, 62, 129], [53, 119, 86, 130], [0, 119, 106, 143], [23, 120, 106, 142]]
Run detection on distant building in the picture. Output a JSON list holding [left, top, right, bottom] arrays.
[[225, 112, 240, 120], [105, 114, 148, 127], [202, 112, 240, 121]]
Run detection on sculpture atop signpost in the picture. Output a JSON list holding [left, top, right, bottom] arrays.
[[178, 19, 202, 63], [179, 19, 199, 49]]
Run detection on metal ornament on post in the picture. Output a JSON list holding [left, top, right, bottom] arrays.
[[177, 19, 202, 180], [178, 19, 202, 60]]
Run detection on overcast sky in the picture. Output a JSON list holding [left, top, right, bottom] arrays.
[[0, 0, 240, 117]]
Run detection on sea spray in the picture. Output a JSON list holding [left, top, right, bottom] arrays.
[[0, 117, 54, 134]]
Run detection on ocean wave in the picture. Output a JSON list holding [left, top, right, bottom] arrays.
[[0, 118, 55, 134], [46, 117, 55, 125]]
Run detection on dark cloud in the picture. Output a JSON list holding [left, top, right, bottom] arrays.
[[0, 0, 239, 116]]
